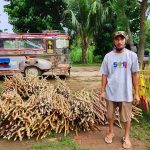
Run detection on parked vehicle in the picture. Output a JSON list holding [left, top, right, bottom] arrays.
[[0, 31, 71, 76]]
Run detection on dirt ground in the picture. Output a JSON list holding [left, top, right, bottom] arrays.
[[0, 66, 148, 150], [66, 66, 101, 91]]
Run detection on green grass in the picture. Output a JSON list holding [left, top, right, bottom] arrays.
[[28, 136, 89, 150], [147, 90, 150, 102], [72, 63, 100, 67], [131, 111, 150, 149], [46, 132, 56, 138]]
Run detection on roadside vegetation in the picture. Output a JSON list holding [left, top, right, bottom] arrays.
[[28, 135, 88, 150], [131, 111, 150, 149]]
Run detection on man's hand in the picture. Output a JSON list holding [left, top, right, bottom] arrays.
[[132, 72, 139, 106], [100, 92, 106, 101], [133, 94, 140, 106]]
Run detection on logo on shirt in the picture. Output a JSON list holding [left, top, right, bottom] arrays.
[[113, 61, 128, 68]]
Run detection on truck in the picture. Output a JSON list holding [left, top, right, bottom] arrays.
[[0, 31, 71, 76]]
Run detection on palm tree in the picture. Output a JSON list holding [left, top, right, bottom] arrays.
[[65, 0, 108, 63]]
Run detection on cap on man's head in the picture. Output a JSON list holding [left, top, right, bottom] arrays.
[[114, 31, 126, 39]]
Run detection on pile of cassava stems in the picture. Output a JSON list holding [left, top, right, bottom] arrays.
[[0, 74, 142, 141]]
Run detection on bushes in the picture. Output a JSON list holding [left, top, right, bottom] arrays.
[[93, 55, 103, 64], [69, 44, 82, 64], [69, 44, 102, 64]]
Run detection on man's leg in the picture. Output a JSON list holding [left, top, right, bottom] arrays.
[[120, 102, 132, 149], [124, 121, 131, 140], [105, 118, 115, 143], [105, 100, 115, 143], [108, 118, 114, 135]]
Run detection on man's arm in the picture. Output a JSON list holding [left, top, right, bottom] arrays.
[[101, 74, 108, 93], [100, 74, 108, 100], [132, 72, 140, 105], [132, 72, 139, 94]]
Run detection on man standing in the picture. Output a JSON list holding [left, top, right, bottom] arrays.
[[100, 31, 140, 149]]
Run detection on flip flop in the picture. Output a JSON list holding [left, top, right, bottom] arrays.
[[104, 134, 114, 144], [122, 139, 131, 149], [122, 137, 125, 142]]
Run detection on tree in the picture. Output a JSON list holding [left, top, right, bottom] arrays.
[[65, 0, 108, 63], [93, 0, 141, 59], [138, 0, 148, 67], [110, 0, 140, 52], [94, 18, 117, 59], [145, 20, 150, 50], [4, 0, 67, 33]]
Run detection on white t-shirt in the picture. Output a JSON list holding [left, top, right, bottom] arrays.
[[100, 49, 139, 102]]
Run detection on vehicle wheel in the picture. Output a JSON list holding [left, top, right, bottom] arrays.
[[25, 67, 42, 77]]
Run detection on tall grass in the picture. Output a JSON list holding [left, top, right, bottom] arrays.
[[69, 43, 101, 64], [69, 44, 82, 64], [131, 111, 150, 139]]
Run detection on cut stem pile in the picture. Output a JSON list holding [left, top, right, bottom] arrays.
[[0, 74, 142, 141]]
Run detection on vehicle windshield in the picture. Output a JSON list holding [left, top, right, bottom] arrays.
[[0, 38, 43, 49], [0, 39, 16, 49], [19, 39, 43, 49]]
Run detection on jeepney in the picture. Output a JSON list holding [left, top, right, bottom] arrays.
[[0, 31, 71, 76]]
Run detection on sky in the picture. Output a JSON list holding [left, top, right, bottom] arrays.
[[0, 0, 13, 33]]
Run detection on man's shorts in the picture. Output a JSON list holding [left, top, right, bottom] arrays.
[[106, 100, 132, 122]]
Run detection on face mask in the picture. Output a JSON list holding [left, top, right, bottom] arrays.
[[114, 45, 126, 51]]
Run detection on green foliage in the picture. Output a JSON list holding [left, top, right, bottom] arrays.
[[69, 43, 95, 64], [93, 0, 141, 59], [110, 0, 128, 30], [131, 111, 150, 148], [4, 0, 67, 32], [69, 44, 82, 64], [110, 0, 140, 32], [65, 0, 107, 35], [87, 46, 94, 64], [65, 0, 108, 63], [29, 136, 89, 150], [94, 22, 115, 58], [72, 63, 100, 67], [93, 55, 103, 63], [146, 20, 150, 50], [93, 0, 117, 59], [47, 132, 56, 138]]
